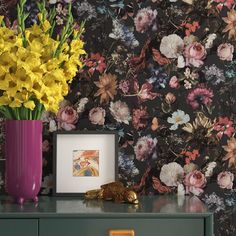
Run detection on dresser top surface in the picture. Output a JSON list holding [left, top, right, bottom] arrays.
[[0, 195, 212, 218]]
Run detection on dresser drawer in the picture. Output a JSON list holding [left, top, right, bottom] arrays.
[[0, 219, 38, 236], [39, 218, 204, 236]]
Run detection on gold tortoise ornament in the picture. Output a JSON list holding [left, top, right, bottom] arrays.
[[85, 182, 139, 204]]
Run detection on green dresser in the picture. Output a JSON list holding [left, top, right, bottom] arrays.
[[0, 195, 214, 236]]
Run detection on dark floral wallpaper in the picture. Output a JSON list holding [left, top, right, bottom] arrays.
[[0, 0, 236, 235]]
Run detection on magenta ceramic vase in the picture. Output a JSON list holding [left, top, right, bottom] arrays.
[[5, 120, 42, 204]]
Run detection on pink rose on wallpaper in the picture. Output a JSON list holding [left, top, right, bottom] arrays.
[[57, 106, 78, 131], [187, 85, 213, 109], [134, 8, 157, 33], [184, 42, 206, 67], [184, 170, 206, 196], [217, 171, 234, 189], [169, 76, 179, 88], [134, 136, 157, 161], [89, 107, 106, 125], [217, 43, 234, 61]]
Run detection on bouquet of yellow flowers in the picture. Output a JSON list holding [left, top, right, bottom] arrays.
[[0, 0, 86, 120]]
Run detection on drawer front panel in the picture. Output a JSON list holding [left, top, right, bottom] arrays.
[[40, 218, 204, 236], [0, 219, 38, 236]]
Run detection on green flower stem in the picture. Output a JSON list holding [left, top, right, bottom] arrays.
[[48, 7, 56, 36], [17, 0, 29, 47], [29, 109, 32, 120], [15, 108, 20, 120], [37, 0, 47, 22], [74, 20, 86, 40], [0, 105, 44, 120], [0, 107, 13, 119], [32, 103, 44, 120]]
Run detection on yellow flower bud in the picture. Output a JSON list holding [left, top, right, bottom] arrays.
[[0, 16, 4, 25], [24, 100, 36, 110]]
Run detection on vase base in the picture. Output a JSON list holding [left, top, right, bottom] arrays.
[[15, 196, 39, 205], [16, 197, 25, 205], [33, 196, 39, 203]]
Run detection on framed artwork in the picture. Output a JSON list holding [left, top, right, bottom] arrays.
[[53, 131, 118, 196]]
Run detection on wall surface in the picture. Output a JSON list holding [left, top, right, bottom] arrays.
[[0, 0, 235, 235]]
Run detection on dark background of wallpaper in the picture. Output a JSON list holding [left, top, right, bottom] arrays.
[[0, 0, 235, 235]]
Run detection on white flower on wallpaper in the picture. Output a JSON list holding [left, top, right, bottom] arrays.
[[160, 162, 184, 187], [76, 98, 89, 114], [160, 34, 184, 59], [204, 162, 217, 178], [205, 33, 217, 49], [167, 110, 190, 130]]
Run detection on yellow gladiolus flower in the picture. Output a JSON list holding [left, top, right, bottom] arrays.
[[14, 68, 34, 91], [28, 39, 44, 54], [9, 99, 22, 108], [44, 58, 61, 71], [0, 94, 10, 106], [24, 100, 35, 110], [0, 10, 86, 117], [0, 52, 16, 70], [38, 13, 43, 22], [31, 81, 44, 99], [27, 24, 42, 37], [0, 65, 7, 77], [58, 53, 69, 63], [70, 39, 85, 54], [42, 20, 51, 32], [6, 80, 19, 97], [16, 47, 28, 61], [64, 62, 78, 79], [0, 73, 13, 91], [15, 90, 29, 102]]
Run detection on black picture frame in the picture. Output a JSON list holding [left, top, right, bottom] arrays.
[[53, 130, 118, 197]]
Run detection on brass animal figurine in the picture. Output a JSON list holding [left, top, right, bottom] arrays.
[[85, 182, 139, 204]]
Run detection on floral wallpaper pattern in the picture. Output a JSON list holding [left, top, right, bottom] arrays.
[[0, 0, 236, 235]]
